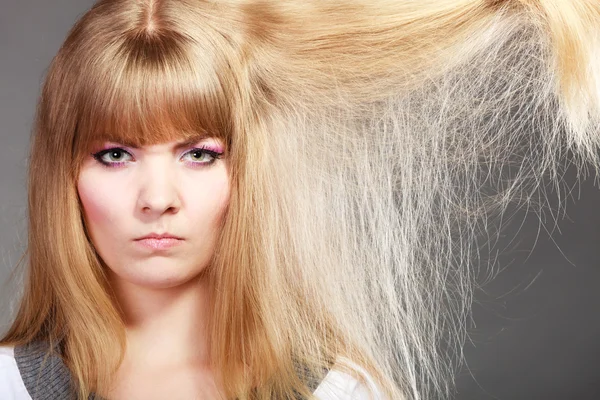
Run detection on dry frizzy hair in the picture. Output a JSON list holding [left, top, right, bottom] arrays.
[[1, 0, 599, 399]]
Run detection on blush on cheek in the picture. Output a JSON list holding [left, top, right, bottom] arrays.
[[78, 180, 96, 214], [79, 195, 103, 224], [77, 177, 116, 230]]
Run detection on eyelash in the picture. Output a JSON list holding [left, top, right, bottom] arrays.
[[91, 146, 224, 169]]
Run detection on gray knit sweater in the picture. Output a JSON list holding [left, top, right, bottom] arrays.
[[14, 341, 82, 399], [13, 341, 327, 400]]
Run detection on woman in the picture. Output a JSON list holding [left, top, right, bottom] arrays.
[[1, 0, 599, 399]]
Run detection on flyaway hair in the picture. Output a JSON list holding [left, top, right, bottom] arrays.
[[2, 1, 600, 399]]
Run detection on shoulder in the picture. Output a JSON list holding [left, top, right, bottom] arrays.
[[0, 346, 32, 400], [313, 357, 387, 400]]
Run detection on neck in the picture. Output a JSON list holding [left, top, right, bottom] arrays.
[[109, 272, 212, 369]]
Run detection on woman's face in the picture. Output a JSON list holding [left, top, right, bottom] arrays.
[[77, 135, 230, 290]]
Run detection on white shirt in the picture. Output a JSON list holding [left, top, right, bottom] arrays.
[[0, 347, 30, 400], [0, 346, 384, 400]]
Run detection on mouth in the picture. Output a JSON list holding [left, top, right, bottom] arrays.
[[135, 232, 184, 240], [134, 233, 184, 250]]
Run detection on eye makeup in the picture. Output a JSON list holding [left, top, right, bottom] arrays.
[[91, 147, 134, 168], [90, 141, 225, 169], [180, 145, 224, 168]]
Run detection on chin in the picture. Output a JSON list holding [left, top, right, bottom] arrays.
[[109, 260, 207, 291]]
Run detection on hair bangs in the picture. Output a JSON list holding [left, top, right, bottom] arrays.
[[73, 31, 235, 163]]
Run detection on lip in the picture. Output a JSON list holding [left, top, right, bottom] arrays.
[[134, 233, 184, 251], [135, 232, 184, 240]]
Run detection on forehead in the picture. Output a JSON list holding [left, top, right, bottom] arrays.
[[70, 33, 233, 161], [71, 70, 232, 160]]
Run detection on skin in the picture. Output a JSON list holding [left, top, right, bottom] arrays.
[[77, 136, 230, 399]]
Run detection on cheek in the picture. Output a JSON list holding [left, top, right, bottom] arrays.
[[78, 189, 106, 225], [187, 173, 231, 230], [176, 172, 231, 260], [77, 172, 128, 238]]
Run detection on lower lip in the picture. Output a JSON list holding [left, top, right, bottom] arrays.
[[135, 238, 183, 250]]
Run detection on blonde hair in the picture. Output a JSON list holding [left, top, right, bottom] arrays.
[[2, 0, 599, 399]]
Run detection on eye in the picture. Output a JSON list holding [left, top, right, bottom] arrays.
[[92, 148, 133, 167], [181, 147, 223, 166]]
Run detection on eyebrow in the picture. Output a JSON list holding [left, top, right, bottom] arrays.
[[116, 134, 210, 150]]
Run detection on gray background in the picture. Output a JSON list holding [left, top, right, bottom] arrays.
[[1, 1, 599, 399]]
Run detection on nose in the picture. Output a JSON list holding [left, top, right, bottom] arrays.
[[136, 162, 181, 217]]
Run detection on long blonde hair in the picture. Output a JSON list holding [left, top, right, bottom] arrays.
[[2, 1, 599, 399]]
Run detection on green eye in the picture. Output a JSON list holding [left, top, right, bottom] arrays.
[[107, 150, 126, 161], [92, 148, 133, 167], [191, 150, 212, 162], [182, 147, 223, 167]]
